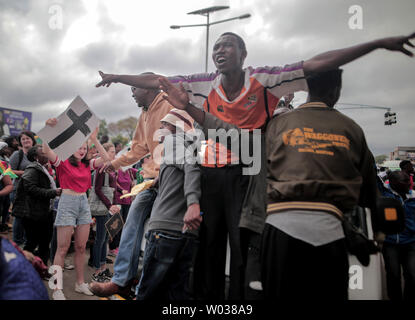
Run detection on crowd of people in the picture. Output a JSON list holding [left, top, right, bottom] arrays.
[[0, 30, 414, 301]]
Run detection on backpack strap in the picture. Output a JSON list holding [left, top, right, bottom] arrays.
[[17, 149, 24, 170], [104, 172, 110, 187]]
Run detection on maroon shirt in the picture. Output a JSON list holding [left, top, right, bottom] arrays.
[[94, 168, 117, 209], [114, 168, 138, 205]]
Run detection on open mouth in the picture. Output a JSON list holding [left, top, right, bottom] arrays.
[[216, 56, 226, 65]]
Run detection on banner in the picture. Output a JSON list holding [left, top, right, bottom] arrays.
[[37, 96, 100, 161], [0, 107, 32, 137]]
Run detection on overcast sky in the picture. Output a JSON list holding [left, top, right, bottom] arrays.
[[0, 0, 414, 156]]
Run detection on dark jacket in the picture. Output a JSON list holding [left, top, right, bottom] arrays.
[[382, 186, 415, 244], [12, 162, 58, 220]]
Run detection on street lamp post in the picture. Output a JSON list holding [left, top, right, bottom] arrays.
[[170, 6, 251, 72]]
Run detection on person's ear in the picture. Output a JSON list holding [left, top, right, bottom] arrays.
[[241, 50, 247, 65]]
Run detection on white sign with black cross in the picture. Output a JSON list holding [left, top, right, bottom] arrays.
[[37, 95, 100, 161]]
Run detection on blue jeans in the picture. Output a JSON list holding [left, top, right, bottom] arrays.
[[112, 188, 157, 287], [136, 230, 196, 300], [92, 214, 110, 270]]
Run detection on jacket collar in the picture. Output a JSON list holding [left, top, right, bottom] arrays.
[[297, 101, 329, 109], [146, 92, 165, 113]]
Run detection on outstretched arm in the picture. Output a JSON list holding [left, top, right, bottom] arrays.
[[89, 126, 111, 168], [42, 118, 59, 163], [303, 32, 415, 75], [95, 71, 163, 89]]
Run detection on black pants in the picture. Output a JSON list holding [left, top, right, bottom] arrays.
[[22, 215, 54, 265], [0, 195, 10, 225], [260, 224, 349, 300], [382, 241, 415, 301], [193, 165, 249, 300]]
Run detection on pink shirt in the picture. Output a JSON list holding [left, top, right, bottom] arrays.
[[52, 156, 97, 193], [115, 168, 138, 205]]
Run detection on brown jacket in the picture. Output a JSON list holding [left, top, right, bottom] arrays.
[[266, 102, 378, 214], [112, 92, 172, 175]]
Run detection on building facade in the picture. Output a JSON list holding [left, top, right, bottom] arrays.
[[389, 146, 415, 161]]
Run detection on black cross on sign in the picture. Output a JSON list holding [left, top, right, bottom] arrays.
[[49, 109, 93, 149]]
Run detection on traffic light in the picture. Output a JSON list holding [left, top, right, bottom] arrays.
[[389, 112, 396, 124], [384, 111, 397, 125]]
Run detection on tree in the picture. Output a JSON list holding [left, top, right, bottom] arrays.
[[98, 119, 109, 141], [375, 154, 387, 164], [117, 117, 137, 139], [111, 134, 129, 147], [107, 116, 137, 140]]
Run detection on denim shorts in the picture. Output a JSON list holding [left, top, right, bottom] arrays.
[[54, 193, 92, 227]]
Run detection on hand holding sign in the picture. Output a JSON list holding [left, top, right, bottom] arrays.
[[38, 96, 100, 161], [46, 118, 58, 127], [90, 126, 99, 141]]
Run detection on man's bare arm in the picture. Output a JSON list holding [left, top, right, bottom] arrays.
[[95, 71, 162, 89], [303, 32, 415, 75]]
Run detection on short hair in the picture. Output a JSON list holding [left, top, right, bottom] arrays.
[[399, 160, 412, 170], [27, 145, 40, 162], [4, 135, 18, 147], [18, 131, 37, 147], [102, 142, 115, 152], [220, 32, 246, 52], [100, 135, 109, 144], [388, 170, 407, 183], [306, 69, 343, 99]]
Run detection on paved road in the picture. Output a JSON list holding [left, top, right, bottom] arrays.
[[44, 250, 116, 300]]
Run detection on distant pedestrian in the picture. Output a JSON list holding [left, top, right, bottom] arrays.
[[400, 160, 414, 190], [380, 171, 415, 301]]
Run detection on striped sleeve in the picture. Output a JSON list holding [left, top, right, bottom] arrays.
[[168, 72, 219, 110], [251, 61, 309, 98], [90, 158, 98, 170], [51, 155, 61, 167]]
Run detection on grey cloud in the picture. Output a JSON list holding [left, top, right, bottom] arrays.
[[121, 40, 202, 75], [0, 0, 414, 158]]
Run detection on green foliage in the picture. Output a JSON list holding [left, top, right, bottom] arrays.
[[98, 119, 109, 140], [375, 154, 387, 164], [107, 116, 137, 140], [111, 134, 129, 147]]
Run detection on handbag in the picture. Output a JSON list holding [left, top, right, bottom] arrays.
[[88, 172, 114, 216], [342, 213, 379, 267]]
